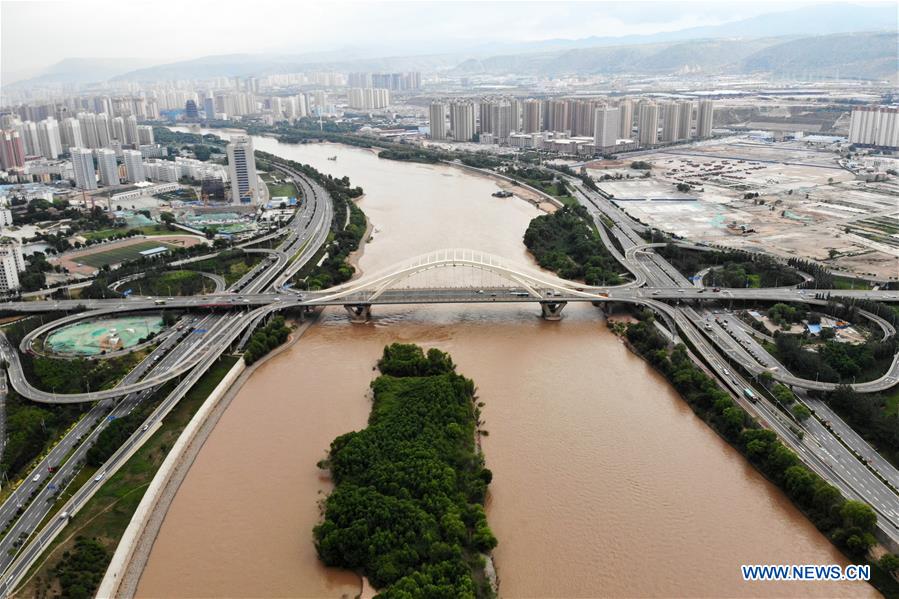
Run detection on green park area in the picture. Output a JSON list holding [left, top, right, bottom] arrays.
[[75, 241, 176, 269], [191, 249, 263, 285], [262, 172, 299, 198], [128, 270, 216, 296], [45, 316, 164, 356]]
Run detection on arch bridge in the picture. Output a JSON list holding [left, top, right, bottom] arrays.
[[304, 248, 605, 321]]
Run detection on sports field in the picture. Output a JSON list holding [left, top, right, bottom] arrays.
[[75, 241, 176, 268], [46, 315, 164, 356]]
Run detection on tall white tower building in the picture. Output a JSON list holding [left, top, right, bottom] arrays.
[[0, 238, 25, 294], [97, 149, 119, 186], [71, 147, 98, 190], [226, 135, 259, 204], [593, 106, 620, 150], [123, 149, 145, 183], [37, 118, 62, 159]]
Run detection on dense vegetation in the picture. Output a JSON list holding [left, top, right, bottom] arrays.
[[30, 352, 145, 394], [772, 332, 897, 384], [0, 316, 89, 480], [86, 404, 153, 467], [243, 316, 290, 365], [826, 385, 899, 468], [378, 148, 442, 163], [502, 165, 576, 204], [52, 536, 109, 599], [524, 205, 623, 285], [656, 243, 803, 287], [315, 344, 496, 598], [622, 318, 894, 573], [1, 388, 86, 482], [190, 249, 262, 286], [128, 270, 216, 296]]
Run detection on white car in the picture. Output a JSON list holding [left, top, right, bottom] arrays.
[[94, 472, 105, 482]]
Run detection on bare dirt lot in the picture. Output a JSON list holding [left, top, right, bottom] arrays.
[[596, 138, 899, 279]]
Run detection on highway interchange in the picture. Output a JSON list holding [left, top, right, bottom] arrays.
[[0, 157, 897, 594]]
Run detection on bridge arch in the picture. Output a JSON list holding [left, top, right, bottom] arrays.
[[312, 248, 587, 304]]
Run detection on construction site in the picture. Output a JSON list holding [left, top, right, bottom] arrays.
[[587, 136, 899, 280]]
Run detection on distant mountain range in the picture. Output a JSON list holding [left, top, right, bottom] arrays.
[[5, 2, 896, 88], [451, 32, 899, 81]]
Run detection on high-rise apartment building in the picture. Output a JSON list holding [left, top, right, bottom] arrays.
[[37, 118, 62, 159], [204, 96, 216, 120], [71, 147, 98, 190], [347, 88, 390, 109], [522, 99, 541, 133], [112, 117, 126, 143], [449, 101, 476, 141], [60, 117, 83, 151], [618, 99, 634, 139], [593, 106, 620, 149], [660, 102, 680, 142], [676, 101, 693, 140], [96, 148, 119, 186], [137, 125, 155, 145], [696, 100, 714, 138], [125, 115, 139, 146], [429, 102, 448, 140], [478, 101, 496, 135], [77, 112, 100, 148], [496, 105, 513, 141], [18, 121, 41, 156], [638, 102, 659, 146], [0, 208, 13, 228], [226, 135, 259, 204], [0, 130, 26, 169], [123, 149, 145, 183], [543, 99, 569, 133], [96, 113, 112, 147], [0, 239, 25, 294], [509, 99, 522, 133], [848, 106, 899, 148]]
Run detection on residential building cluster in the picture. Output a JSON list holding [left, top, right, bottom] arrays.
[[347, 72, 422, 90], [427, 96, 716, 154], [347, 88, 391, 110]]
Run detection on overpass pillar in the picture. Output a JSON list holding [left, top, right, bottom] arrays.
[[344, 304, 371, 323], [540, 301, 567, 321]]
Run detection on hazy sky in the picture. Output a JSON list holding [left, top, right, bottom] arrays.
[[0, 0, 889, 79]]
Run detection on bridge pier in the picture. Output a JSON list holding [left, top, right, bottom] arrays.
[[344, 304, 371, 323], [540, 301, 567, 321]]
